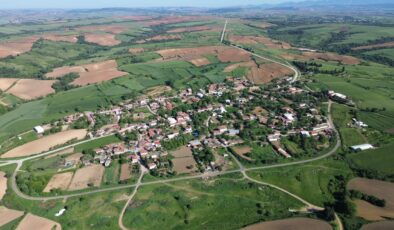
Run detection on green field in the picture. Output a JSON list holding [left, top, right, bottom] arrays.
[[347, 142, 394, 175], [74, 135, 121, 152], [247, 158, 353, 206], [123, 176, 304, 229]]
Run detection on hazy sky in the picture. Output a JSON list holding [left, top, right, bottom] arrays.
[[0, 0, 295, 9]]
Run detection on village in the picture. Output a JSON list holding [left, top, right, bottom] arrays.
[[27, 75, 342, 184]]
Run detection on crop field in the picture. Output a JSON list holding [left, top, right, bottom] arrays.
[[247, 158, 352, 206], [68, 164, 105, 191], [1, 129, 87, 158], [43, 172, 74, 193], [348, 178, 394, 221], [347, 142, 394, 175], [170, 146, 197, 174], [122, 177, 304, 229], [0, 171, 6, 201], [5, 79, 56, 100], [270, 23, 394, 48], [0, 206, 24, 227], [361, 221, 394, 230], [15, 213, 61, 230]]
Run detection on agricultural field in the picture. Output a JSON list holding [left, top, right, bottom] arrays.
[[0, 6, 392, 230], [348, 178, 394, 221]]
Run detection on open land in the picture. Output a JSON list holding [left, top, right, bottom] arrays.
[[1, 129, 87, 158], [6, 79, 57, 100], [84, 33, 121, 46], [46, 60, 128, 86], [68, 164, 104, 191], [43, 172, 74, 192], [242, 218, 332, 230], [0, 37, 39, 58], [0, 206, 24, 227], [348, 178, 394, 204], [247, 63, 294, 84], [119, 163, 132, 181], [170, 146, 197, 174], [361, 221, 394, 230], [229, 35, 291, 49], [16, 213, 61, 230], [0, 171, 6, 201], [348, 178, 394, 220], [156, 46, 251, 63], [232, 145, 253, 161]]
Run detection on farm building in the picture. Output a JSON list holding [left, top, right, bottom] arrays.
[[33, 126, 44, 134], [350, 144, 374, 151]]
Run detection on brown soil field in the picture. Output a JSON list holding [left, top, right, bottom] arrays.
[[352, 42, 394, 51], [77, 25, 128, 34], [348, 177, 394, 220], [223, 61, 256, 72], [0, 78, 18, 91], [129, 48, 145, 54], [16, 213, 61, 230], [84, 33, 121, 46], [137, 34, 182, 43], [143, 16, 211, 27], [172, 157, 196, 174], [242, 217, 332, 230], [146, 85, 172, 97], [361, 221, 394, 230], [156, 46, 251, 63], [46, 66, 87, 79], [0, 172, 6, 201], [168, 25, 211, 33], [46, 60, 127, 86], [251, 22, 275, 29], [247, 63, 294, 84], [41, 34, 78, 43], [232, 146, 253, 161], [303, 52, 360, 65], [120, 163, 132, 181], [6, 79, 56, 100], [353, 200, 394, 221], [1, 129, 87, 158], [0, 206, 24, 227], [282, 52, 360, 65], [229, 35, 291, 49], [189, 57, 211, 67], [171, 146, 196, 174], [0, 37, 39, 58], [72, 68, 127, 86], [121, 15, 154, 21], [171, 146, 193, 158], [43, 172, 74, 192], [68, 164, 104, 191]]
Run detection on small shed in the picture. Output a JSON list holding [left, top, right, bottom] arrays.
[[350, 144, 374, 151], [33, 126, 44, 134]]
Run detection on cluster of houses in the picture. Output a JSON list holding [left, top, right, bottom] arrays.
[[33, 75, 342, 173]]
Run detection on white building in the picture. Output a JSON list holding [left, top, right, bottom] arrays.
[[350, 144, 374, 151], [33, 126, 45, 134]]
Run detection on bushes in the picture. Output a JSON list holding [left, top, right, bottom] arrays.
[[51, 73, 79, 92], [349, 190, 386, 207]]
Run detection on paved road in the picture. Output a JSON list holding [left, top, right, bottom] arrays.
[[220, 19, 228, 43]]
